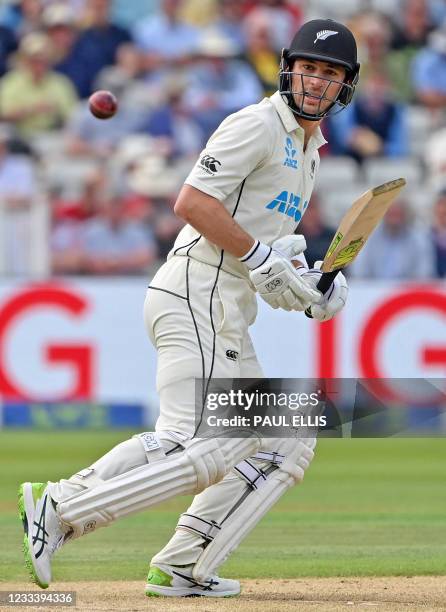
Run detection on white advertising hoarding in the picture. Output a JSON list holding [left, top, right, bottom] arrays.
[[0, 279, 444, 408]]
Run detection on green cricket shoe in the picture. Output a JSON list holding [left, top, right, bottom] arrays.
[[145, 564, 241, 598], [18, 482, 70, 589]]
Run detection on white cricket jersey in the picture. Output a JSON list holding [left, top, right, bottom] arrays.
[[168, 91, 327, 279]]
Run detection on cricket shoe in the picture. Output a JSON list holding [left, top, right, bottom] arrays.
[[145, 563, 241, 598], [18, 482, 72, 589]]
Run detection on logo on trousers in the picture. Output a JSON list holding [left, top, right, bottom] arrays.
[[226, 350, 239, 361], [83, 520, 96, 534]]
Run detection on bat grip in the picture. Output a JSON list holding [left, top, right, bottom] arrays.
[[304, 269, 340, 319]]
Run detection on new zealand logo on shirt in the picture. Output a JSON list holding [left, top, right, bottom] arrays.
[[283, 137, 298, 169], [200, 154, 221, 175]]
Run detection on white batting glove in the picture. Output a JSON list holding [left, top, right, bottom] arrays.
[[301, 261, 348, 321], [241, 237, 321, 312], [271, 234, 309, 268]]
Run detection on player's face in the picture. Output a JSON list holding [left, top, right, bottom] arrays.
[[290, 59, 346, 115]]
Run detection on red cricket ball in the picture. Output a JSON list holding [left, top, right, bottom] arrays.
[[88, 90, 118, 119]]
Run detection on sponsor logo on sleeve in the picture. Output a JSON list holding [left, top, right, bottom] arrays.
[[200, 154, 221, 174]]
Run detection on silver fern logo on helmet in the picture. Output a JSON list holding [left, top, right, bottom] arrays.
[[314, 30, 339, 44]]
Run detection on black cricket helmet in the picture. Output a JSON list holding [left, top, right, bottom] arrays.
[[279, 19, 360, 120]]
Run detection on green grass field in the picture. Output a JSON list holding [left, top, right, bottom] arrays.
[[1, 432, 445, 583]]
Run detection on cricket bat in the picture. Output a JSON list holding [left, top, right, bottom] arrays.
[[305, 177, 406, 318]]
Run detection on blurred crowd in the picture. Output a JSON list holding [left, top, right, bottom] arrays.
[[0, 0, 445, 279]]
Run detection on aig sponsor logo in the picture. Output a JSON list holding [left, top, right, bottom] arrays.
[[265, 191, 308, 223]]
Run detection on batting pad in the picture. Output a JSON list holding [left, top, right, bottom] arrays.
[[57, 435, 260, 538], [192, 438, 316, 582]]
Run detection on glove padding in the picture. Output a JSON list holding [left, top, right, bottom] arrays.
[[249, 236, 321, 311], [301, 261, 348, 321]]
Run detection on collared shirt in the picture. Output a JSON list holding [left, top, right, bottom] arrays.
[[0, 69, 77, 136], [170, 91, 326, 279], [132, 14, 200, 56]]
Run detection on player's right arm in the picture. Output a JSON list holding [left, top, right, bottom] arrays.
[[174, 184, 255, 258], [174, 107, 320, 311]]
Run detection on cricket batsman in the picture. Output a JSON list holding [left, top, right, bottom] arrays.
[[19, 19, 359, 597]]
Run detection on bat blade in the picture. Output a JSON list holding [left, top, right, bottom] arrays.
[[305, 177, 406, 317], [321, 178, 406, 273]]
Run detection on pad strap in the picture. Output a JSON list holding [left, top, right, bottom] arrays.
[[252, 451, 284, 464], [134, 432, 166, 462], [177, 513, 221, 542], [233, 459, 268, 489], [73, 468, 105, 489]]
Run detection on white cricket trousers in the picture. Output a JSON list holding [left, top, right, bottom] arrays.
[[50, 255, 315, 574], [145, 254, 263, 436]]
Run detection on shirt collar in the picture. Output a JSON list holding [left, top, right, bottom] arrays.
[[270, 91, 327, 149]]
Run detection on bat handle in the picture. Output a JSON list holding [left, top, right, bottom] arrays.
[[304, 270, 341, 319]]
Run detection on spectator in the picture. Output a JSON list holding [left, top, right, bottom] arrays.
[[69, 0, 131, 98], [328, 70, 408, 163], [81, 195, 157, 275], [431, 190, 446, 277], [424, 125, 446, 191], [0, 124, 38, 275], [0, 0, 43, 38], [353, 12, 390, 68], [391, 0, 432, 50], [243, 10, 279, 97], [350, 199, 435, 279], [352, 11, 411, 101], [244, 0, 302, 53], [65, 102, 143, 157], [0, 23, 17, 77], [412, 26, 446, 111], [0, 32, 78, 136], [180, 0, 219, 27], [52, 165, 106, 220], [296, 193, 334, 267], [123, 148, 180, 200], [143, 72, 204, 157], [184, 30, 262, 136], [124, 152, 184, 259], [428, 0, 446, 26], [111, 0, 158, 29], [388, 0, 433, 101], [212, 0, 246, 52], [94, 42, 159, 116], [94, 42, 145, 98], [0, 124, 36, 204], [153, 209, 185, 259], [42, 3, 85, 97], [51, 166, 106, 274], [132, 0, 200, 77]]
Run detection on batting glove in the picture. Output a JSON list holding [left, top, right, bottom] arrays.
[[301, 261, 348, 321], [241, 237, 321, 312]]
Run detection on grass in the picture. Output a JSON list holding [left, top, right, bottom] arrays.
[[1, 431, 445, 582]]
